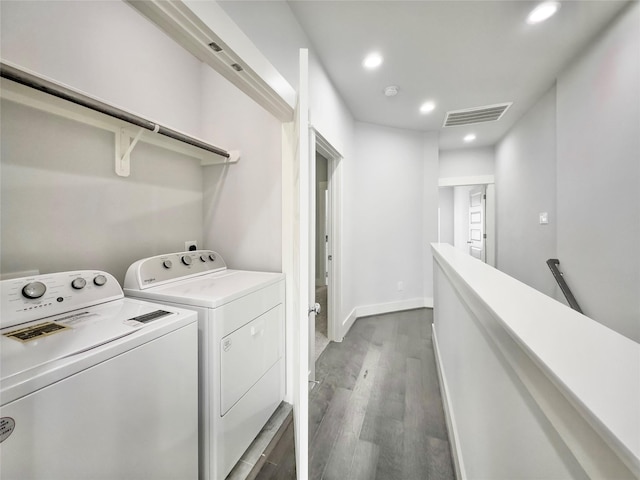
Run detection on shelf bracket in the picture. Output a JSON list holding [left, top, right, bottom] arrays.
[[201, 149, 241, 167], [115, 126, 150, 177]]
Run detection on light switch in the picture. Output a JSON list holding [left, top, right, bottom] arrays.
[[539, 212, 549, 225]]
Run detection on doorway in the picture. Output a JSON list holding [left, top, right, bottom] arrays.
[[315, 153, 330, 360], [438, 182, 495, 266], [307, 129, 343, 382]]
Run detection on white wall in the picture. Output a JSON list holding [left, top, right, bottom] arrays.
[[200, 65, 283, 273], [0, 0, 202, 137], [0, 0, 285, 283], [495, 87, 558, 299], [439, 147, 495, 180], [215, 0, 363, 331], [556, 1, 640, 343], [438, 148, 495, 259], [453, 186, 473, 253], [215, 0, 445, 329], [438, 188, 454, 245], [351, 123, 438, 311], [495, 3, 640, 343], [0, 100, 203, 284], [217, 0, 308, 93], [0, 0, 205, 283], [352, 123, 424, 305], [422, 132, 440, 304]]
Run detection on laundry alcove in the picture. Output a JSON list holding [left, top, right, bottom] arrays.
[[0, 62, 240, 177]]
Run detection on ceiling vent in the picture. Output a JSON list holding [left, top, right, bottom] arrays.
[[443, 102, 512, 127]]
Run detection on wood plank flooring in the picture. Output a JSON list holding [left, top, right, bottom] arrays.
[[256, 308, 454, 480]]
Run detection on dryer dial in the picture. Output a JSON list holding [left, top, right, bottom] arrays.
[[181, 255, 192, 266]]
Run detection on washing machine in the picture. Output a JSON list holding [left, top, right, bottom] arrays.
[[0, 270, 199, 480], [123, 250, 285, 480]]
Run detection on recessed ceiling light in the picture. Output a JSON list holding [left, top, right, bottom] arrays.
[[527, 1, 560, 24], [420, 101, 436, 114], [363, 52, 383, 69], [464, 134, 476, 143]]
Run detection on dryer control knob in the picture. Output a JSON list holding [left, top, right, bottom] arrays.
[[71, 277, 87, 290], [209, 254, 216, 262], [163, 260, 173, 269], [22, 281, 46, 299], [181, 255, 192, 266], [93, 274, 107, 286], [200, 255, 208, 262]]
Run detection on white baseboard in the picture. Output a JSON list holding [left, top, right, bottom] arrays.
[[356, 297, 429, 318], [433, 325, 465, 480], [340, 297, 434, 339]]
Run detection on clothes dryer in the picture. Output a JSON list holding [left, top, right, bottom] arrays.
[[124, 250, 285, 480]]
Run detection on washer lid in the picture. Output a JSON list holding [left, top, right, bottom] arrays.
[[1, 298, 177, 382], [125, 270, 285, 309]]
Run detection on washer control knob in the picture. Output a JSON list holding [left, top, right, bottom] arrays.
[[163, 260, 173, 269], [209, 254, 216, 262], [181, 255, 192, 266], [71, 278, 87, 290], [93, 274, 107, 286], [200, 255, 208, 262], [22, 281, 46, 299]]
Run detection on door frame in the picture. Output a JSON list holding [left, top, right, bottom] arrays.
[[468, 185, 487, 262], [316, 180, 328, 286], [438, 175, 495, 267], [310, 128, 343, 344]]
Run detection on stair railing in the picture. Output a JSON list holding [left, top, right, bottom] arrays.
[[546, 259, 583, 314]]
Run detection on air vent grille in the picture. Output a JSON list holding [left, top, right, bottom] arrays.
[[444, 102, 512, 127]]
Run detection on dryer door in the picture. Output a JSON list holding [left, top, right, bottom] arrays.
[[220, 304, 283, 415]]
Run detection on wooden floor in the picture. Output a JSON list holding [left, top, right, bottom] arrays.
[[256, 308, 455, 480]]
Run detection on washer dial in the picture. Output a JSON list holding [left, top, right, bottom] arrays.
[[71, 278, 87, 290], [22, 281, 46, 299]]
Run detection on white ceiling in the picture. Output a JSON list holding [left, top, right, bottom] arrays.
[[224, 1, 631, 150]]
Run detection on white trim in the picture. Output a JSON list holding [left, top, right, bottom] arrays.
[[308, 130, 317, 383], [281, 122, 294, 406], [433, 325, 466, 480], [356, 298, 430, 318], [485, 184, 496, 267], [312, 127, 343, 344], [439, 175, 495, 187], [341, 308, 359, 340], [128, 0, 295, 121], [340, 298, 434, 339], [315, 181, 328, 286], [294, 49, 310, 480]]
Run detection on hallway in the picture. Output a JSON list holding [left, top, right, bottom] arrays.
[[310, 307, 454, 479], [257, 308, 455, 479]]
